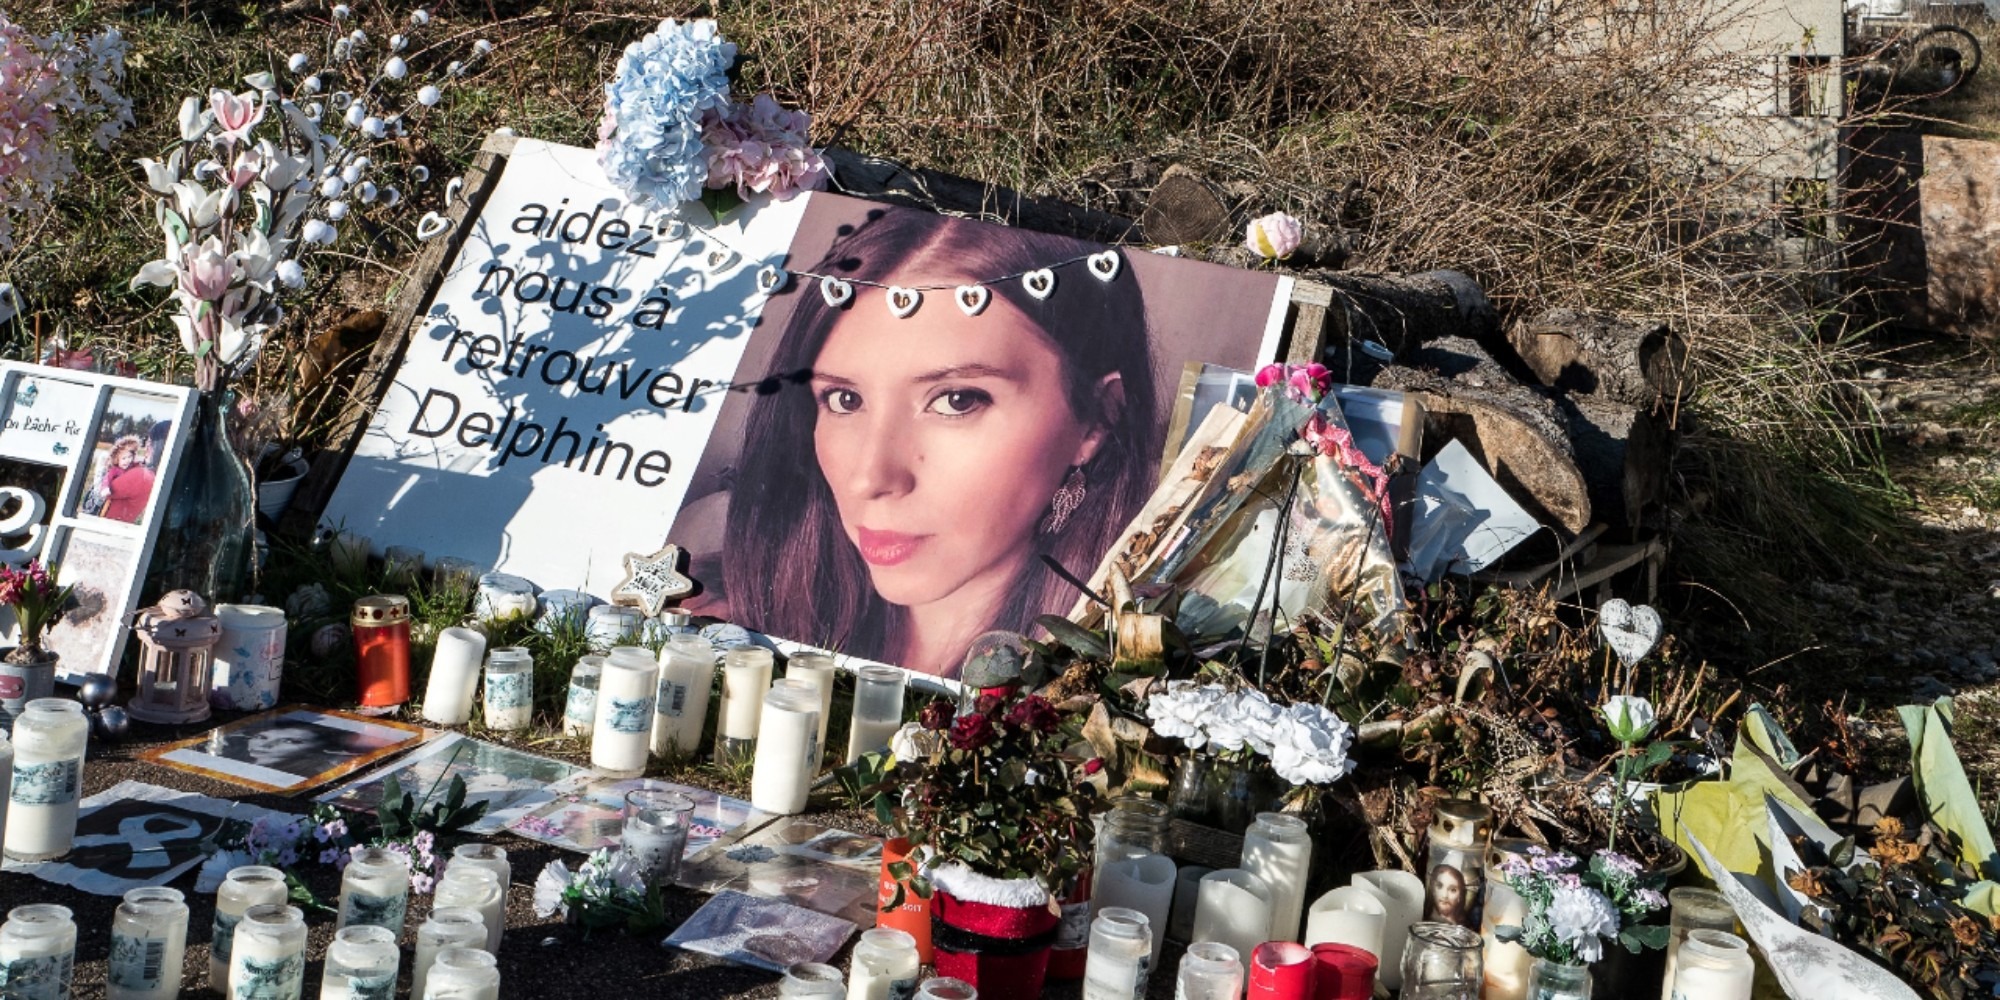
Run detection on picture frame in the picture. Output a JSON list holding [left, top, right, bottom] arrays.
[[138, 706, 429, 794], [317, 731, 586, 834], [0, 362, 197, 683]]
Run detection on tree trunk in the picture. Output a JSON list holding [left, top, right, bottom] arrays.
[[1505, 308, 1689, 410], [824, 147, 1141, 245], [1556, 395, 1671, 530]]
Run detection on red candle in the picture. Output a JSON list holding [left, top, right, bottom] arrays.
[[1250, 941, 1316, 1000], [1310, 942, 1378, 1000], [351, 595, 411, 706]]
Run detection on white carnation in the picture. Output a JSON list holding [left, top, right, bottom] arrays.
[[1545, 885, 1619, 963], [1268, 702, 1355, 785], [1146, 681, 1217, 749]]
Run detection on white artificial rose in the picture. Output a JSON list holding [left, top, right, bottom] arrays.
[[1600, 695, 1657, 743]]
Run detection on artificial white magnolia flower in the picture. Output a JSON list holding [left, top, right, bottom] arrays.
[[275, 260, 304, 289], [324, 200, 348, 220], [1600, 695, 1657, 744], [417, 85, 442, 106], [410, 9, 431, 26], [389, 34, 408, 53], [301, 219, 336, 244]]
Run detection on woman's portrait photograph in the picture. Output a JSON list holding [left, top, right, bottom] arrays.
[[673, 198, 1289, 679], [144, 707, 426, 793]]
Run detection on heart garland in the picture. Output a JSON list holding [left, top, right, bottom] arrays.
[[819, 277, 854, 308], [757, 265, 789, 293], [1086, 250, 1120, 281], [1022, 268, 1057, 300], [955, 284, 990, 316], [886, 286, 922, 318]]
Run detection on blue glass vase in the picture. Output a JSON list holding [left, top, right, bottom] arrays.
[[146, 388, 253, 602]]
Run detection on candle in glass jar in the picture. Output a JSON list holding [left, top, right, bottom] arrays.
[[620, 788, 695, 885], [1083, 907, 1152, 1000], [228, 903, 306, 1000], [716, 647, 774, 763], [915, 977, 977, 1000], [411, 909, 487, 1000], [209, 865, 289, 989], [474, 572, 537, 620], [1481, 837, 1537, 1000], [1175, 941, 1244, 1000], [845, 927, 920, 1000], [329, 530, 371, 577], [845, 665, 906, 764], [585, 605, 643, 647], [592, 649, 658, 777], [432, 866, 505, 959], [780, 962, 846, 997], [482, 647, 534, 731], [336, 847, 410, 936], [1093, 852, 1174, 965], [319, 925, 399, 1000], [784, 651, 837, 760], [1304, 886, 1386, 957], [1241, 812, 1312, 943], [107, 887, 188, 1000], [752, 686, 821, 814], [653, 636, 717, 757], [448, 844, 512, 952], [419, 946, 498, 1000], [1350, 870, 1423, 991], [1661, 887, 1736, 1000], [562, 656, 603, 737], [3, 699, 87, 862], [423, 627, 487, 725], [1669, 929, 1753, 1000], [1191, 868, 1272, 973], [0, 733, 11, 853], [0, 904, 75, 1000]]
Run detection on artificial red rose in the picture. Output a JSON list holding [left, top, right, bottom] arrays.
[[1083, 758, 1105, 775], [1004, 695, 1060, 734], [919, 697, 956, 732], [974, 693, 1003, 716], [949, 712, 996, 751]]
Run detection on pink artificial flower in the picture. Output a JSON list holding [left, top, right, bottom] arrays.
[[1255, 364, 1284, 389], [177, 246, 235, 303], [700, 96, 829, 202], [1244, 211, 1303, 260], [49, 347, 94, 370], [208, 88, 264, 145]]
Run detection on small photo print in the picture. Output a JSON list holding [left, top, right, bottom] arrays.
[[40, 528, 138, 685], [79, 389, 178, 525], [662, 890, 855, 973], [505, 774, 755, 857], [319, 732, 586, 834], [140, 707, 428, 794]]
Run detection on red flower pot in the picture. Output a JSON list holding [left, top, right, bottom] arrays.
[[931, 883, 1061, 999]]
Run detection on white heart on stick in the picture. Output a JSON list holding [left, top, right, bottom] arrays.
[[1597, 598, 1661, 666], [415, 212, 451, 240]]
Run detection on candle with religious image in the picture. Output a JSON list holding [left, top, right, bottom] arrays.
[[1424, 799, 1492, 933], [107, 887, 188, 1000], [422, 627, 486, 725], [844, 665, 906, 764], [562, 655, 603, 737], [0, 904, 76, 1000], [209, 865, 289, 990], [319, 925, 400, 1000], [335, 847, 411, 937], [752, 684, 822, 814], [653, 636, 717, 756], [591, 648, 658, 777], [410, 909, 487, 1000], [419, 946, 499, 1000], [716, 647, 774, 763], [447, 844, 512, 952], [481, 647, 534, 731], [228, 904, 306, 1000], [3, 699, 87, 862], [432, 866, 505, 961]]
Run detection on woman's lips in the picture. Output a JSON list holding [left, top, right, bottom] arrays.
[[856, 528, 928, 567]]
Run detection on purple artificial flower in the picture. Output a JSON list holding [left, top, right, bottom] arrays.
[[1595, 851, 1642, 878]]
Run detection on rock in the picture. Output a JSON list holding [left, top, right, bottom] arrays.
[[1946, 654, 1973, 677], [1910, 674, 1953, 701], [1971, 651, 1998, 681]]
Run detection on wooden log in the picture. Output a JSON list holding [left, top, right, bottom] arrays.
[[1141, 164, 1235, 245], [1505, 308, 1689, 409], [1276, 269, 1499, 386], [823, 146, 1141, 245], [1375, 336, 1593, 535], [1556, 395, 1670, 529]]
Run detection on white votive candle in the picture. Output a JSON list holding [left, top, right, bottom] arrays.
[[0, 733, 11, 853], [780, 962, 846, 997], [591, 649, 659, 777], [1241, 812, 1312, 943], [336, 847, 410, 936], [432, 866, 505, 960], [846, 927, 920, 1000], [1351, 870, 1424, 991], [422, 627, 486, 725], [228, 904, 306, 1000], [1481, 879, 1532, 1000], [0, 904, 76, 1000], [1169, 864, 1214, 943], [3, 699, 87, 861], [620, 788, 695, 885], [411, 909, 487, 1000], [717, 647, 774, 762], [844, 665, 906, 764], [653, 636, 717, 757], [1093, 852, 1174, 965], [752, 686, 822, 815], [209, 865, 289, 990], [474, 572, 536, 620], [418, 945, 498, 1000], [785, 651, 837, 761], [1304, 885, 1386, 958], [107, 887, 188, 1000], [1670, 929, 1753, 1000], [562, 656, 603, 737], [448, 844, 511, 952], [1083, 906, 1152, 1000], [481, 647, 534, 731], [1191, 868, 1272, 973], [319, 924, 399, 1000]]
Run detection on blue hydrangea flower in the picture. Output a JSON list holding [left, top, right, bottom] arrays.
[[597, 18, 737, 206]]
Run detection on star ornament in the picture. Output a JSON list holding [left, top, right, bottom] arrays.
[[611, 543, 694, 618]]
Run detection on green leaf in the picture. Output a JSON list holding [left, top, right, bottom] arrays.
[[699, 187, 744, 221], [1897, 699, 1999, 879], [1036, 615, 1111, 659]]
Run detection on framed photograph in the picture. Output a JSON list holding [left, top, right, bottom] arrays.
[[674, 817, 883, 925], [505, 773, 756, 858], [318, 732, 586, 834], [0, 363, 196, 682], [1, 781, 292, 896], [661, 890, 855, 973], [139, 706, 428, 794]]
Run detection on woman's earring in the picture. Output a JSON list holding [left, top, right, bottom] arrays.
[[1039, 468, 1087, 535]]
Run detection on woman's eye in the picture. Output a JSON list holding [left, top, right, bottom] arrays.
[[819, 388, 862, 415], [926, 389, 990, 417]]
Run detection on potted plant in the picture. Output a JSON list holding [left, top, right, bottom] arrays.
[[867, 687, 1100, 998], [0, 559, 76, 730], [1494, 846, 1669, 1000]]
